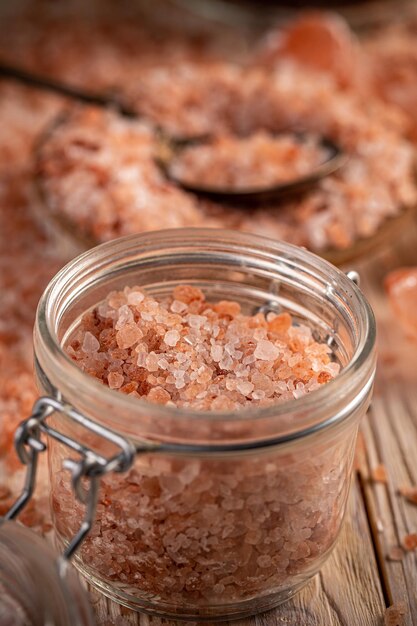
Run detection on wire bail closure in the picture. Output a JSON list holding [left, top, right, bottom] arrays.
[[2, 396, 136, 572]]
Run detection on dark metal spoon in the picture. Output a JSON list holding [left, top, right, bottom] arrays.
[[0, 63, 136, 117], [157, 132, 348, 204]]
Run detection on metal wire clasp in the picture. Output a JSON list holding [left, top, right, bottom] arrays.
[[2, 396, 136, 569]]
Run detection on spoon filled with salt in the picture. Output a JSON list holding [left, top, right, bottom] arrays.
[[156, 130, 347, 204]]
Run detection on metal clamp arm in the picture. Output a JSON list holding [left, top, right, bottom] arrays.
[[2, 396, 136, 565]]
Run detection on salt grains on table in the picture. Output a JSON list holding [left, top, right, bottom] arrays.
[[50, 284, 354, 610]]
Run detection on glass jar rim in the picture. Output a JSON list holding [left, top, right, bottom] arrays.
[[35, 228, 376, 442]]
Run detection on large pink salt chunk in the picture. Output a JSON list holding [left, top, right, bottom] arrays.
[[257, 13, 358, 88], [385, 267, 417, 341]]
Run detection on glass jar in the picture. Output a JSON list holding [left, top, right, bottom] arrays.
[[0, 521, 94, 626], [33, 228, 376, 620]]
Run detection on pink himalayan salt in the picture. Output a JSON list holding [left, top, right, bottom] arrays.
[[398, 485, 417, 506], [66, 285, 340, 411], [170, 132, 328, 191], [384, 603, 407, 626], [0, 83, 67, 530], [385, 267, 417, 341], [52, 429, 354, 609], [254, 340, 280, 362], [55, 286, 348, 610], [37, 65, 417, 255], [107, 371, 124, 389], [82, 331, 100, 353], [257, 13, 358, 88], [364, 19, 417, 141], [164, 329, 180, 347], [127, 291, 144, 306], [116, 323, 142, 349]]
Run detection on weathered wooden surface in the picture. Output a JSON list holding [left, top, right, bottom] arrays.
[[90, 226, 417, 625]]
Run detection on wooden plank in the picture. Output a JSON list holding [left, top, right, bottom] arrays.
[[355, 240, 417, 626], [91, 482, 386, 626]]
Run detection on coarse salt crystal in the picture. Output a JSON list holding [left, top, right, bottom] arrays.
[[164, 330, 180, 347], [117, 324, 143, 349], [115, 304, 134, 329], [188, 315, 207, 329], [146, 352, 159, 372], [210, 344, 223, 362], [136, 352, 147, 367], [236, 380, 254, 396], [252, 390, 266, 401], [293, 388, 305, 399], [127, 290, 145, 305], [219, 354, 233, 370], [257, 555, 272, 568], [254, 340, 280, 361], [82, 331, 100, 353], [108, 371, 124, 389], [225, 379, 237, 391], [170, 300, 188, 313]]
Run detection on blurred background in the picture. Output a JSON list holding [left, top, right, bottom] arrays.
[[1, 1, 417, 624]]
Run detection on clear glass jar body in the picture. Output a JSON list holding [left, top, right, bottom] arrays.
[[34, 229, 376, 620], [0, 522, 94, 626]]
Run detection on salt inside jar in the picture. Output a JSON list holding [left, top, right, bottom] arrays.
[[30, 229, 375, 620]]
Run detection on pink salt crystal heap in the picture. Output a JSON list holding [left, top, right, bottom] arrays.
[[35, 107, 207, 243], [0, 5, 242, 94], [66, 285, 340, 410], [0, 167, 63, 469], [385, 268, 417, 341], [0, 82, 65, 531], [52, 284, 354, 614], [0, 81, 65, 173], [37, 59, 417, 254]]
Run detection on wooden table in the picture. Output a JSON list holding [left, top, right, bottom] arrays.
[[89, 223, 417, 625]]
